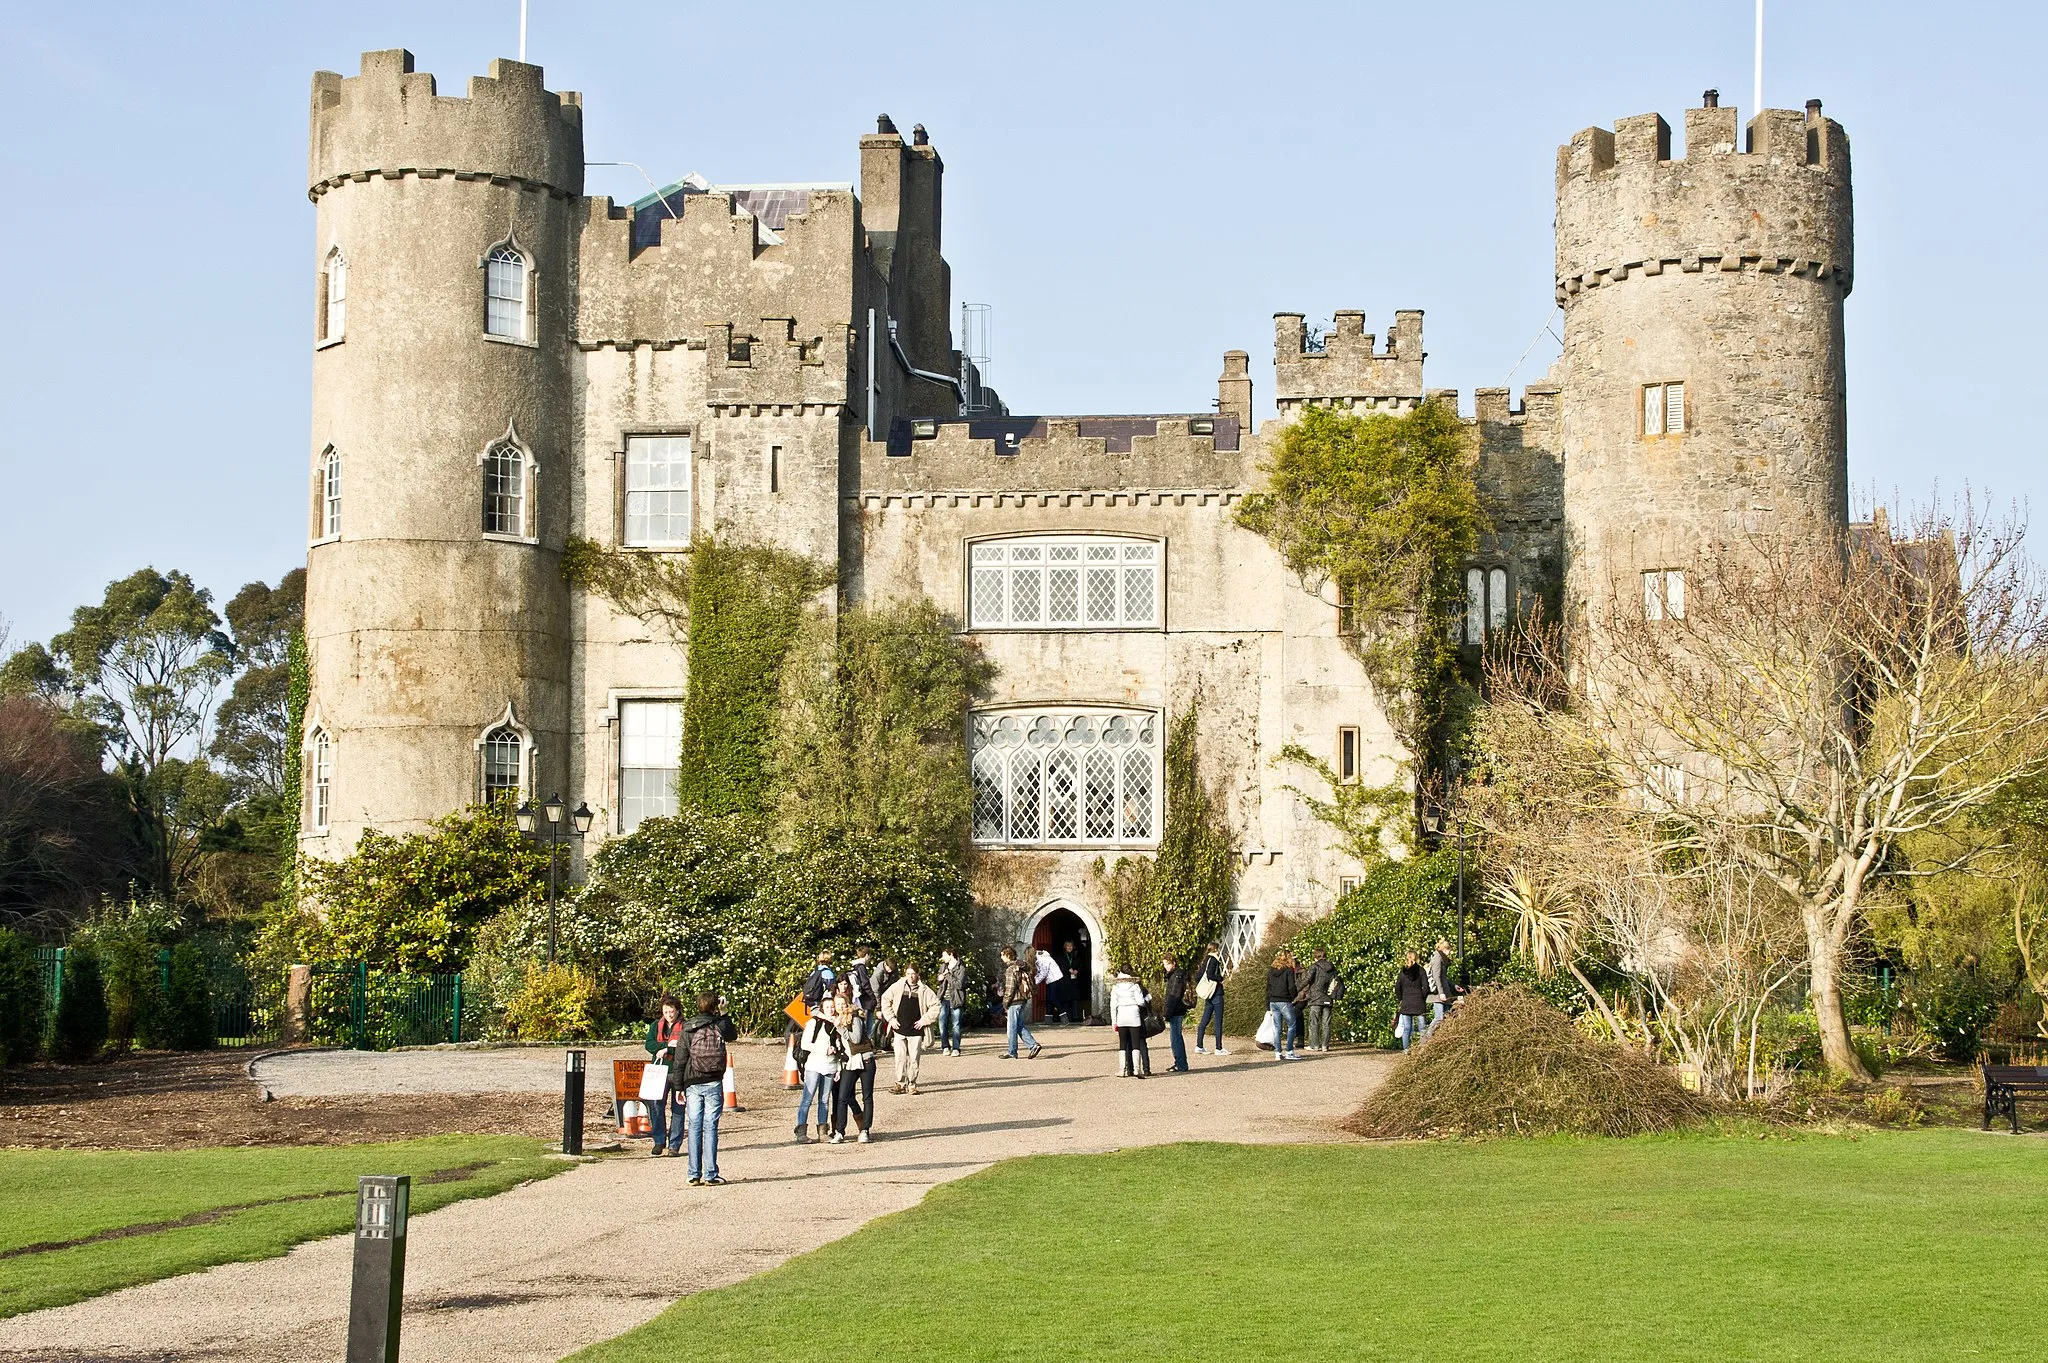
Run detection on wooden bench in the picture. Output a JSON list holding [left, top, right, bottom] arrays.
[[1981, 1064, 2048, 1133]]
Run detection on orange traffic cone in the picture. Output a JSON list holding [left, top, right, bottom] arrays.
[[724, 1059, 741, 1111], [783, 1045, 801, 1089]]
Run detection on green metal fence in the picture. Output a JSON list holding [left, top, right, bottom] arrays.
[[33, 946, 63, 1017], [309, 962, 462, 1050]]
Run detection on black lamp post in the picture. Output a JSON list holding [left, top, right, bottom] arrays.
[[516, 793, 595, 966]]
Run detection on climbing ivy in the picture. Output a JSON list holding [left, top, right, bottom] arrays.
[[1098, 700, 1236, 979], [564, 535, 833, 818], [1236, 399, 1485, 772], [278, 628, 308, 905]]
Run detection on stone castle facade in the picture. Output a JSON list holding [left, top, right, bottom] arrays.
[[298, 51, 1852, 1006]]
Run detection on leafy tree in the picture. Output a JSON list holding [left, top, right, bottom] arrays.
[[160, 941, 214, 1050], [301, 805, 551, 972], [0, 697, 136, 933], [49, 941, 108, 1062], [211, 571, 305, 802], [0, 928, 45, 1066], [48, 570, 234, 903], [1099, 702, 1236, 979], [770, 599, 991, 850]]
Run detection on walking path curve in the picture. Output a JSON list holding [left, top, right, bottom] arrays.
[[0, 1032, 1392, 1363]]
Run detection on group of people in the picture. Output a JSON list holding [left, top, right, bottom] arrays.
[[1394, 938, 1462, 1049], [788, 946, 972, 1143]]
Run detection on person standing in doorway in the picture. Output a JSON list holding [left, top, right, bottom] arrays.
[[1057, 938, 1083, 1022], [1302, 947, 1339, 1053], [643, 994, 688, 1157], [1267, 950, 1302, 1061], [1161, 953, 1190, 1072], [1195, 942, 1228, 1055], [880, 963, 940, 1094], [1032, 947, 1064, 1026], [1426, 937, 1457, 1036], [1109, 969, 1150, 1078], [936, 948, 967, 1056], [678, 992, 739, 1185], [1395, 951, 1429, 1051], [1000, 947, 1043, 1059]]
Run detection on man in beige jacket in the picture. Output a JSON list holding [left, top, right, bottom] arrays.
[[879, 964, 942, 1094]]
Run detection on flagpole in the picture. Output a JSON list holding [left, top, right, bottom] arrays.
[[519, 1, 529, 62], [1753, 0, 1764, 117]]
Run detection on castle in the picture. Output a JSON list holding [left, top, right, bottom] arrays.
[[298, 51, 1852, 1007]]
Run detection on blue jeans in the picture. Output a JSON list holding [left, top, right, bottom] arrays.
[[1397, 1013, 1420, 1050], [1197, 990, 1225, 1048], [938, 1002, 963, 1053], [1268, 1001, 1298, 1055], [1167, 1013, 1188, 1070], [1430, 1000, 1448, 1036], [1006, 1002, 1039, 1056], [684, 1080, 721, 1180], [646, 1084, 683, 1152], [797, 1070, 832, 1131]]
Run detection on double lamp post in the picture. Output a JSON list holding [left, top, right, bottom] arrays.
[[515, 792, 593, 967]]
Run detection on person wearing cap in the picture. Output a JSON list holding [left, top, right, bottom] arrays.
[[1109, 968, 1151, 1078]]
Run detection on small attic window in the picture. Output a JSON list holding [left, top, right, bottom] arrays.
[[910, 419, 939, 440], [1189, 417, 1215, 436]]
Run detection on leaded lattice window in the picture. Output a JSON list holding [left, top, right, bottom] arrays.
[[320, 448, 341, 538], [481, 724, 523, 803], [969, 708, 1160, 846], [1221, 911, 1260, 970], [968, 538, 1160, 629], [483, 440, 527, 537], [624, 436, 692, 547], [485, 245, 527, 339]]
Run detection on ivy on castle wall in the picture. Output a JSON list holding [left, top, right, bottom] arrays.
[[564, 534, 833, 818], [1098, 700, 1236, 980], [279, 628, 308, 905], [1236, 399, 1486, 773]]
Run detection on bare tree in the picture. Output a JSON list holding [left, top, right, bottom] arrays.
[[1492, 501, 2048, 1081]]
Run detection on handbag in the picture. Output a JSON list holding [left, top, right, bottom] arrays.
[[637, 1064, 670, 1102], [1195, 976, 1218, 1001], [1142, 1012, 1166, 1038], [1254, 1012, 1278, 1049]]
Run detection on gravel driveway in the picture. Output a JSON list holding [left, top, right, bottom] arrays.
[[249, 1046, 637, 1097]]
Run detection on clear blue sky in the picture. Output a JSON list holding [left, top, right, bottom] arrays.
[[1, 1, 2041, 647]]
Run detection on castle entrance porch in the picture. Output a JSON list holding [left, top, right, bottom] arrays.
[[1023, 901, 1098, 1024]]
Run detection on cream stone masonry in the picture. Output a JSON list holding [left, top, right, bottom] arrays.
[[300, 51, 1851, 1004]]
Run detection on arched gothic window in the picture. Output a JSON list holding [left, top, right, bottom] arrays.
[[480, 724, 523, 803], [321, 247, 347, 341], [318, 447, 342, 538], [484, 244, 527, 339], [309, 728, 332, 831], [969, 708, 1159, 847], [483, 439, 528, 538], [1453, 566, 1511, 644]]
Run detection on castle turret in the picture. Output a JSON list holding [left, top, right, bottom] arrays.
[[301, 50, 584, 854], [1556, 94, 1851, 620]]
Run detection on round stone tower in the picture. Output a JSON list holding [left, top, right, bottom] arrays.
[[301, 50, 583, 855], [1555, 94, 1852, 620]]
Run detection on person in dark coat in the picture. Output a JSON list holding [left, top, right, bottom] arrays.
[[1395, 951, 1430, 1050], [801, 951, 838, 1010], [1266, 951, 1302, 1061], [677, 993, 740, 1184], [1161, 953, 1191, 1072], [1301, 947, 1340, 1053], [1195, 942, 1228, 1055], [642, 994, 688, 1156]]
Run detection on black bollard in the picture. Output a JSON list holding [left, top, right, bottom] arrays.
[[345, 1175, 409, 1363], [562, 1048, 586, 1155]]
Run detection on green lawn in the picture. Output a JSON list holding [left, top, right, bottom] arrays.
[[576, 1130, 2048, 1363], [0, 1136, 565, 1317]]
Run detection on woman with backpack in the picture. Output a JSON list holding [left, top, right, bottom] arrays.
[[797, 989, 846, 1144], [1109, 969, 1151, 1078]]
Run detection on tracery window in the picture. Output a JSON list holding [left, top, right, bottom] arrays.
[[484, 244, 527, 340], [968, 537, 1160, 629], [970, 708, 1159, 847], [319, 447, 342, 539], [483, 439, 529, 538], [309, 728, 332, 831], [480, 724, 524, 803], [323, 247, 347, 341], [623, 435, 692, 547]]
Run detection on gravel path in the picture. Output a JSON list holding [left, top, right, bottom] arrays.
[[0, 1032, 1392, 1363], [249, 1047, 599, 1096]]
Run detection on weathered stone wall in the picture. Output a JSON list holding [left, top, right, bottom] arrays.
[[1556, 99, 1852, 618]]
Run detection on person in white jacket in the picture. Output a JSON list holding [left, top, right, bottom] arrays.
[[878, 964, 941, 1094], [797, 997, 844, 1144], [1109, 969, 1151, 1078]]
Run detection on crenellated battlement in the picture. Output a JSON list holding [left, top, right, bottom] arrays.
[[1272, 310, 1425, 413], [1555, 97, 1851, 301], [308, 49, 583, 200]]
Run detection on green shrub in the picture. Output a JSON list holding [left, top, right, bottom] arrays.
[[50, 943, 109, 1062], [505, 963, 595, 1041], [161, 942, 214, 1050], [91, 903, 175, 1049], [0, 929, 45, 1066], [1292, 850, 1508, 1047], [1901, 961, 2006, 1061]]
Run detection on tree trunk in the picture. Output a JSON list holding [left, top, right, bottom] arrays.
[[1806, 918, 1873, 1083]]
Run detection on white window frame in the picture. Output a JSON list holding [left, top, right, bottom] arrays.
[[968, 535, 1162, 631], [617, 697, 683, 833], [969, 707, 1161, 848], [1221, 911, 1260, 970], [1642, 568, 1687, 621], [1643, 380, 1686, 437], [481, 238, 534, 344], [481, 422, 536, 542], [622, 434, 693, 549], [1337, 876, 1360, 900], [320, 246, 347, 346], [316, 446, 341, 541], [1455, 565, 1512, 644], [309, 728, 332, 831]]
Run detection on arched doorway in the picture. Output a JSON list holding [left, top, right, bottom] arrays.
[[1021, 900, 1102, 1024]]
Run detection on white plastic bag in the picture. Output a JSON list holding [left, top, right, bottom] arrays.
[[638, 1064, 670, 1102], [1254, 1011, 1278, 1050]]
